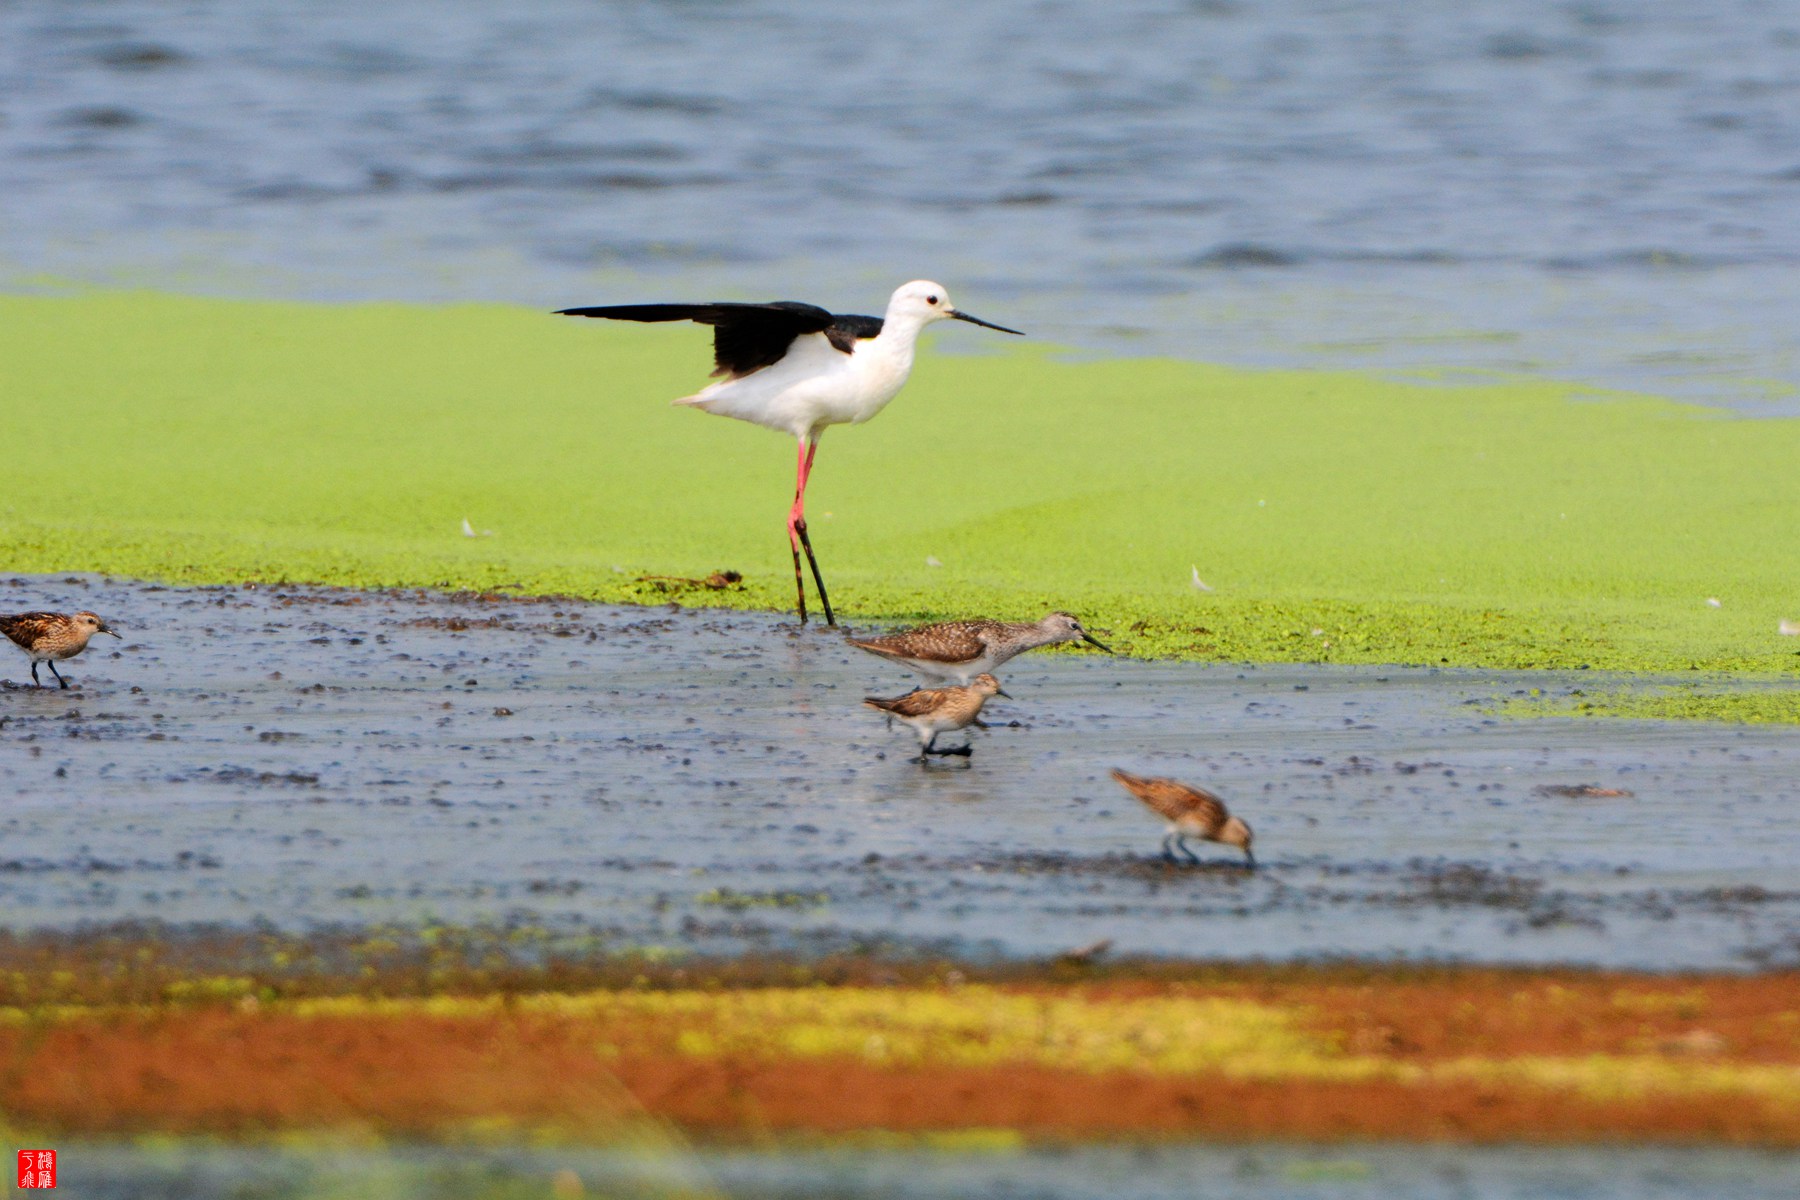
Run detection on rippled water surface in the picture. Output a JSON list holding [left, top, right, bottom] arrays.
[[3, 1, 1799, 406]]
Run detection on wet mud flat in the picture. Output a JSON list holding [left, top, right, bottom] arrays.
[[2, 574, 1797, 969]]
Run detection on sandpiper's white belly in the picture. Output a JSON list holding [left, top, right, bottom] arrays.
[[896, 653, 996, 684], [899, 710, 963, 741]]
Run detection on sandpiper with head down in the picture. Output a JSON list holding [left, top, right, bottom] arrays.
[[559, 281, 1023, 626], [864, 673, 1009, 763], [1110, 768, 1255, 868], [0, 610, 122, 689], [848, 612, 1111, 684]]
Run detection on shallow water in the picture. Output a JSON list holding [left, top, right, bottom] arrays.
[[55, 1139, 1800, 1200], [3, 575, 1796, 969], [2, 1, 1798, 408]]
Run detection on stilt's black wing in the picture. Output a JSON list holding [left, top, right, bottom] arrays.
[[557, 300, 866, 379], [824, 313, 884, 354]]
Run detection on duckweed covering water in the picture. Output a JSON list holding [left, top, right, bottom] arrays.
[[5, 290, 1799, 674]]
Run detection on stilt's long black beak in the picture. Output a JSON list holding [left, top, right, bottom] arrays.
[[1081, 632, 1114, 653], [949, 310, 1024, 335]]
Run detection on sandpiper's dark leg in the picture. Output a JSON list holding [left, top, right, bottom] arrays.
[[30, 662, 42, 687], [1160, 833, 1179, 864], [46, 661, 68, 690], [1174, 835, 1202, 866]]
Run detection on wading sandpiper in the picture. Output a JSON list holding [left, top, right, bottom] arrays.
[[557, 282, 1023, 626], [1110, 768, 1255, 868], [864, 673, 1010, 763], [0, 610, 122, 689], [849, 612, 1111, 684]]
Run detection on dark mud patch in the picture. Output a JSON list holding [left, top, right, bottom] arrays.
[[2, 575, 1798, 969]]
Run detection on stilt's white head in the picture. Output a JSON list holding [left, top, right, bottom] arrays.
[[886, 281, 1024, 336]]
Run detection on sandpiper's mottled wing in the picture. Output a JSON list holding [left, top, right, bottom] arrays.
[[556, 300, 881, 380], [0, 612, 65, 651], [1110, 769, 1227, 829], [863, 685, 958, 718], [848, 620, 999, 667]]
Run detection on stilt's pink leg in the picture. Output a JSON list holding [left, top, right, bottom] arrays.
[[787, 436, 834, 625], [787, 439, 809, 623]]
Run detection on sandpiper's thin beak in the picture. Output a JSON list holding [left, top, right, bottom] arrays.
[[1081, 632, 1114, 653], [949, 309, 1024, 335], [994, 687, 1013, 699], [101, 625, 122, 639]]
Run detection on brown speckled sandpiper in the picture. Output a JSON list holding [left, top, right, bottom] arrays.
[[849, 612, 1111, 683], [0, 610, 122, 689], [863, 673, 1010, 762], [1110, 768, 1255, 868]]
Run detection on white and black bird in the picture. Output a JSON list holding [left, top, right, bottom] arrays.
[[558, 281, 1023, 625]]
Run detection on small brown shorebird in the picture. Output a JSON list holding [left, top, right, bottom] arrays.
[[848, 612, 1111, 683], [864, 673, 1010, 762], [0, 610, 122, 689], [1110, 768, 1255, 868]]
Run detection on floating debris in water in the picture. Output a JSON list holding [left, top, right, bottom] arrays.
[[637, 570, 744, 591], [1534, 784, 1635, 799], [1780, 619, 1800, 636], [926, 556, 943, 568], [1707, 597, 1722, 608], [1055, 937, 1114, 966], [1191, 566, 1213, 591], [461, 517, 494, 538]]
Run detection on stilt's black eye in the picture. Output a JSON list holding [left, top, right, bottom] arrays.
[[926, 294, 939, 306]]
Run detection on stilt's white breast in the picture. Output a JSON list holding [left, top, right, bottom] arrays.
[[678, 331, 915, 440]]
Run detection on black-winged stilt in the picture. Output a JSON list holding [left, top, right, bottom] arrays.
[[557, 281, 1022, 625]]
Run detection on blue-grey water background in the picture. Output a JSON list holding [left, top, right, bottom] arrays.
[[3, 0, 1799, 410], [60, 1140, 1800, 1200]]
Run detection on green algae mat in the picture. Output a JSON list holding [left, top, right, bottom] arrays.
[[3, 290, 1797, 674]]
